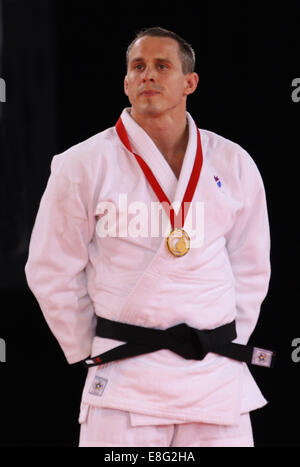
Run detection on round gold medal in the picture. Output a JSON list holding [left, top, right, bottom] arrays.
[[166, 228, 190, 257]]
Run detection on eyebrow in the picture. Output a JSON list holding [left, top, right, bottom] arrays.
[[130, 57, 173, 65]]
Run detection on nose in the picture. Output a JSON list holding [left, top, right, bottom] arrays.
[[141, 65, 156, 83]]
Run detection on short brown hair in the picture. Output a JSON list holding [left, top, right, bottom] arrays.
[[126, 27, 195, 75]]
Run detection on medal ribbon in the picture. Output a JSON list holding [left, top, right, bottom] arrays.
[[115, 116, 203, 230]]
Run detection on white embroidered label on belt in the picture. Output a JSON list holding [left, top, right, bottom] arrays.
[[89, 376, 108, 396], [251, 347, 273, 367]]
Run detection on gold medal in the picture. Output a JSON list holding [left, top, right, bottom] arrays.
[[166, 229, 190, 257]]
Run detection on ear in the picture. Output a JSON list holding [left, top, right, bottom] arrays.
[[183, 72, 199, 96], [124, 75, 129, 96]]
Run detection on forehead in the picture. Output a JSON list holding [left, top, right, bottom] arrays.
[[128, 36, 181, 62]]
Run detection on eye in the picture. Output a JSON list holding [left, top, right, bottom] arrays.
[[158, 64, 167, 70], [134, 64, 144, 70]]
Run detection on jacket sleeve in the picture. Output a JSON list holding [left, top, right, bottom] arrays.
[[225, 149, 271, 345], [25, 154, 97, 364]]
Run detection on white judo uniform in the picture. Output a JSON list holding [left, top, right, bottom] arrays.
[[25, 107, 271, 446]]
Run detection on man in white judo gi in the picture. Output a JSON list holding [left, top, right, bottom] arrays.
[[25, 27, 274, 447]]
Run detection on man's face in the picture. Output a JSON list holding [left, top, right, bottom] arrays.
[[124, 36, 198, 118]]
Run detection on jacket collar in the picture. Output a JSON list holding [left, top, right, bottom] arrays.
[[119, 107, 199, 215]]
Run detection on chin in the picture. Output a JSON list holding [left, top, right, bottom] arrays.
[[139, 103, 165, 118]]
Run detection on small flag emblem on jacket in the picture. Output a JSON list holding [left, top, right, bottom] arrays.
[[214, 176, 222, 187]]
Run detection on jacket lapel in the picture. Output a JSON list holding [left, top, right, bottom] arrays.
[[172, 112, 198, 217], [120, 108, 199, 218]]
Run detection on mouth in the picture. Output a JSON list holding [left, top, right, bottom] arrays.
[[140, 90, 161, 97]]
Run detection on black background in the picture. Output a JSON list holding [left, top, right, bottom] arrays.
[[0, 1, 299, 446]]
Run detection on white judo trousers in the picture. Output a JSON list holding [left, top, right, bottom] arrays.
[[25, 107, 271, 447], [78, 405, 254, 447]]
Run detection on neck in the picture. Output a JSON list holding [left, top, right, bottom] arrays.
[[129, 108, 189, 164]]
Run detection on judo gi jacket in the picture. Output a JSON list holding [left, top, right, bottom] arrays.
[[25, 108, 271, 426]]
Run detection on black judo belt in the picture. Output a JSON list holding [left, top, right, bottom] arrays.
[[82, 316, 276, 369]]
